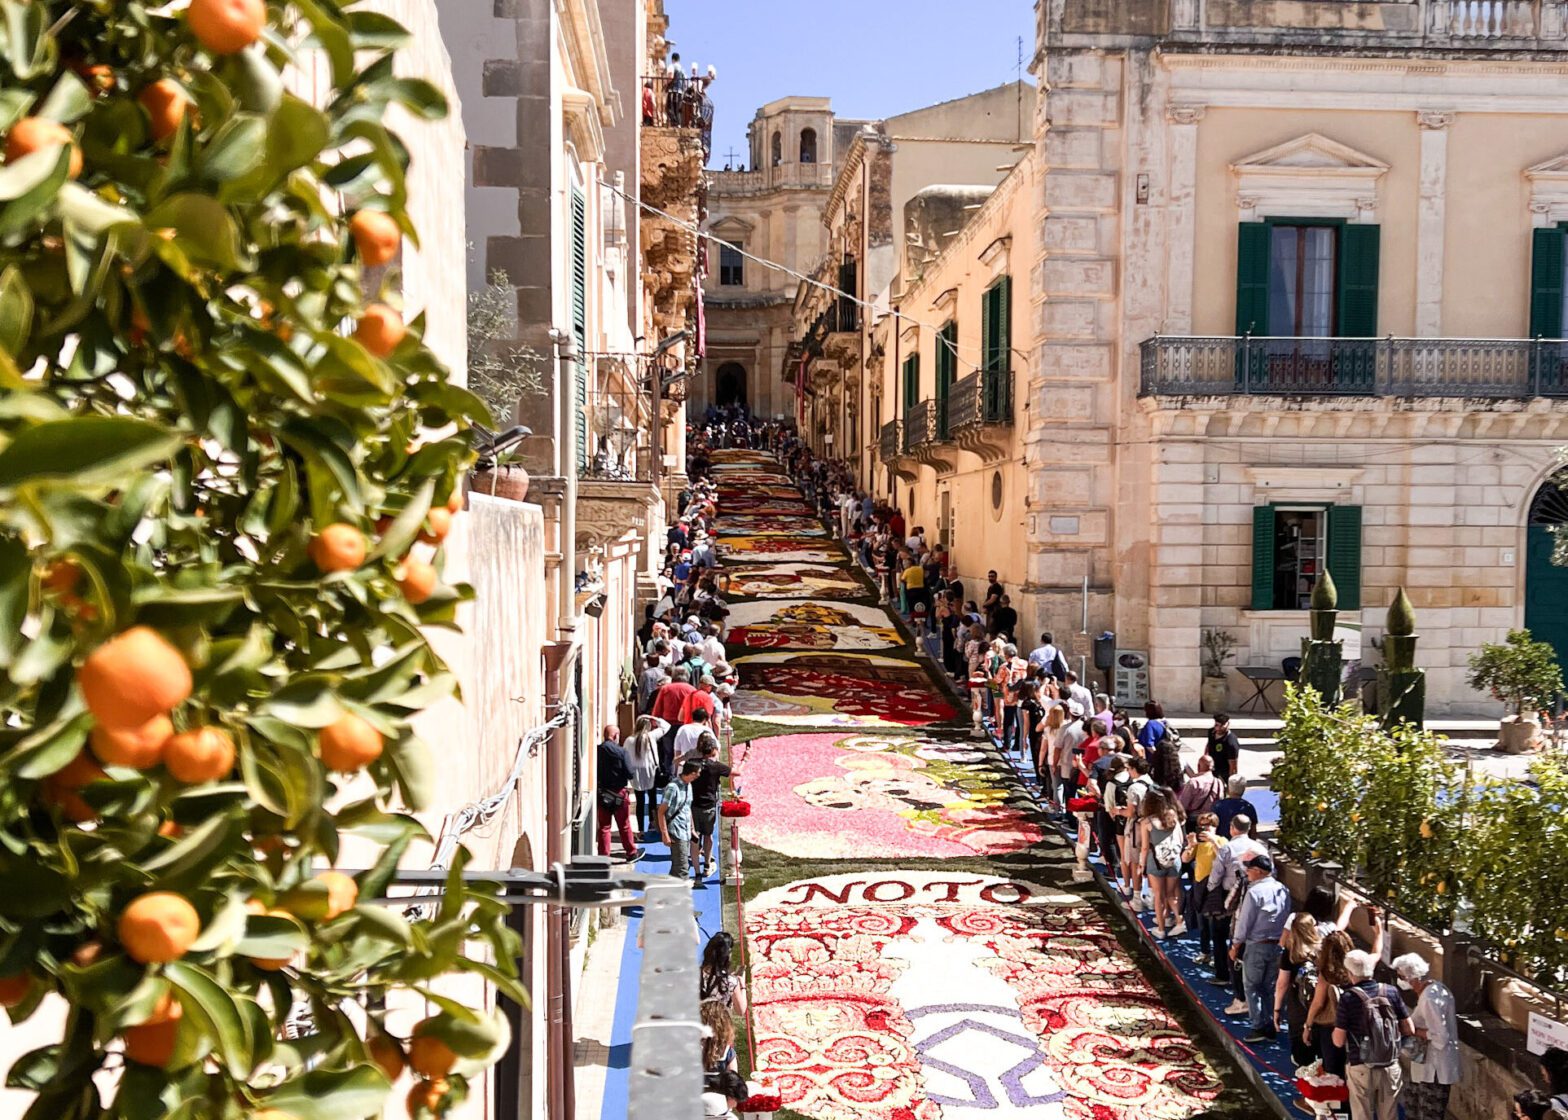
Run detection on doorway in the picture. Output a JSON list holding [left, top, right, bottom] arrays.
[[715, 362, 747, 408], [1526, 470, 1568, 669]]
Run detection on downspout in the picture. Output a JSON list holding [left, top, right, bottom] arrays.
[[891, 306, 900, 506]]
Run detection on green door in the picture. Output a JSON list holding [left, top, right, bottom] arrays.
[[1525, 525, 1568, 669]]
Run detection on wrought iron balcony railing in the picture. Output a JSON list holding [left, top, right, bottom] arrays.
[[948, 368, 1014, 430], [878, 419, 904, 463], [1139, 336, 1568, 399], [906, 398, 949, 447]]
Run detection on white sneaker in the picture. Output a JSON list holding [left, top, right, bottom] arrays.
[[1169, 921, 1188, 937], [1223, 999, 1248, 1016], [1152, 927, 1166, 941], [1130, 896, 1149, 913]]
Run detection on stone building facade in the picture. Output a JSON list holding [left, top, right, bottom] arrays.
[[1032, 0, 1568, 715]]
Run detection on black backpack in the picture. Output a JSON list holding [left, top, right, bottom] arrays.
[[1349, 985, 1402, 1069]]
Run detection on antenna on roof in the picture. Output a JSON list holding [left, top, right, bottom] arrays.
[[1016, 36, 1025, 141]]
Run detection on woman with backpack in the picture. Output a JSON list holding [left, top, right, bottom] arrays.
[[627, 714, 671, 839], [1136, 787, 1186, 939], [1276, 913, 1325, 1069], [1137, 700, 1169, 753]]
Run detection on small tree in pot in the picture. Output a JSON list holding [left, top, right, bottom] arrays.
[[1467, 629, 1564, 753], [1201, 628, 1239, 714]]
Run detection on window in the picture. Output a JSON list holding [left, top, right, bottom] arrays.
[[936, 321, 957, 436], [1251, 504, 1362, 612], [902, 353, 920, 410], [1235, 219, 1379, 338], [719, 242, 744, 286], [800, 128, 818, 164], [981, 278, 1011, 372], [771, 130, 782, 167], [1530, 224, 1568, 338]]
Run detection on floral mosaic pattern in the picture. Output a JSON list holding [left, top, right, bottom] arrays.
[[731, 653, 960, 728], [737, 732, 1044, 858], [725, 600, 902, 652], [718, 518, 828, 536], [718, 535, 842, 563], [725, 563, 869, 600], [746, 874, 1224, 1120]]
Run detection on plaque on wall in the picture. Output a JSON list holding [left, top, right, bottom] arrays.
[[1113, 650, 1150, 708]]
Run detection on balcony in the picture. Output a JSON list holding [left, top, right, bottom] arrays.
[[906, 398, 960, 472], [1139, 336, 1568, 399], [947, 368, 1015, 462], [1154, 0, 1568, 49]]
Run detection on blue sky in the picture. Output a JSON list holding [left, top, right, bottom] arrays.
[[663, 0, 1036, 168]]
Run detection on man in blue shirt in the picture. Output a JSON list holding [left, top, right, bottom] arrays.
[[658, 761, 702, 879], [1229, 851, 1292, 1042], [1214, 774, 1261, 838]]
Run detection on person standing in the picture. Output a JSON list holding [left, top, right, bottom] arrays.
[[991, 594, 1019, 643], [1215, 774, 1262, 838], [1178, 753, 1225, 826], [1137, 788, 1186, 939], [1206, 712, 1242, 783], [651, 665, 696, 780], [626, 714, 670, 839], [1230, 851, 1293, 1043], [686, 735, 732, 882], [1333, 950, 1414, 1120], [595, 724, 641, 862], [982, 570, 1003, 630], [1207, 813, 1265, 999], [658, 760, 703, 879], [1393, 953, 1459, 1120], [1063, 670, 1093, 714]]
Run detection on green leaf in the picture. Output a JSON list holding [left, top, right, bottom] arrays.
[[0, 143, 68, 202], [366, 480, 432, 564], [267, 95, 329, 177], [0, 264, 33, 358], [0, 535, 28, 668], [197, 114, 267, 184], [384, 732, 435, 812], [234, 912, 308, 960], [189, 893, 249, 954], [350, 903, 411, 946], [55, 184, 136, 235], [346, 10, 411, 50], [387, 78, 447, 121], [261, 1065, 390, 1120], [165, 962, 252, 1079], [137, 808, 241, 879], [143, 194, 249, 272], [1, 0, 50, 81], [35, 72, 91, 125], [0, 416, 181, 491], [227, 47, 283, 116], [11, 711, 89, 779], [257, 676, 343, 729]]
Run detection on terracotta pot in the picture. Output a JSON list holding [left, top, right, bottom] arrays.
[[1497, 714, 1541, 754], [470, 466, 530, 503], [1200, 675, 1228, 715]]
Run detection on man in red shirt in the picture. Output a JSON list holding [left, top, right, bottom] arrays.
[[650, 665, 696, 781], [888, 509, 906, 539], [680, 674, 719, 725]]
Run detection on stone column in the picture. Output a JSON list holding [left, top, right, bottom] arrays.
[[1415, 111, 1453, 338], [1164, 103, 1204, 335]]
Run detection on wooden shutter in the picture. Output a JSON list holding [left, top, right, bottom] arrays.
[[1235, 222, 1270, 336], [571, 188, 588, 470], [980, 285, 995, 373], [1530, 226, 1566, 339], [937, 323, 956, 398], [997, 275, 1012, 370], [1251, 505, 1276, 611], [903, 354, 919, 410], [1336, 224, 1380, 338], [1327, 505, 1363, 612]]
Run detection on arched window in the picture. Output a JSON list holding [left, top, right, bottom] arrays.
[[800, 128, 818, 164], [770, 131, 782, 167]]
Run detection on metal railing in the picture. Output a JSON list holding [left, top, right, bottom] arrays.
[[579, 383, 655, 481], [1169, 0, 1568, 45], [640, 74, 713, 130], [878, 418, 904, 463], [1140, 336, 1568, 399], [906, 398, 949, 447], [948, 368, 1014, 430]]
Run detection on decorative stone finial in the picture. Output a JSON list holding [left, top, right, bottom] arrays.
[[1311, 568, 1338, 612], [1387, 587, 1415, 638]]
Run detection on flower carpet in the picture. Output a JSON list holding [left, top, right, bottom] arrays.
[[726, 600, 902, 652], [691, 449, 1239, 1120], [745, 872, 1224, 1120], [736, 732, 1044, 858]]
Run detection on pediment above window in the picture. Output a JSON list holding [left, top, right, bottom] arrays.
[[1526, 154, 1568, 227], [1230, 133, 1388, 223], [708, 216, 755, 239]]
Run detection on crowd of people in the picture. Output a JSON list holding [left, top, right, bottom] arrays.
[[623, 406, 1565, 1120]]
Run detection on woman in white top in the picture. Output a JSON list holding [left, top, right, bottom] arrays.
[[627, 715, 669, 839], [1393, 953, 1459, 1120]]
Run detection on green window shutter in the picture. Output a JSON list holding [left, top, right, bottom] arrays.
[[571, 188, 588, 470], [937, 323, 956, 398], [1327, 505, 1363, 612], [980, 286, 994, 373], [997, 275, 1012, 371], [1529, 226, 1565, 339], [1251, 505, 1276, 611], [1336, 224, 1380, 338], [1235, 222, 1270, 336], [903, 353, 920, 410]]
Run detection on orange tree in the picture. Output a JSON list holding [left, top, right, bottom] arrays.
[[0, 1, 519, 1117]]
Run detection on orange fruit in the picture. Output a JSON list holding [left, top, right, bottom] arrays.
[[354, 303, 405, 358], [90, 714, 173, 769], [163, 726, 235, 784], [5, 117, 81, 178], [406, 1077, 449, 1117], [72, 61, 117, 96], [0, 974, 30, 1008], [78, 627, 193, 730], [446, 488, 464, 513], [419, 507, 452, 545], [41, 558, 82, 594], [369, 1034, 406, 1081], [54, 751, 106, 790], [117, 891, 201, 964], [350, 211, 401, 268], [142, 990, 181, 1026], [122, 1017, 181, 1067], [315, 870, 358, 919], [396, 559, 437, 605], [318, 712, 383, 772], [139, 79, 189, 142], [157, 819, 183, 838], [407, 1029, 456, 1078], [187, 0, 266, 55], [309, 523, 367, 573]]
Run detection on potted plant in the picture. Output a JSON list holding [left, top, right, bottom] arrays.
[[1200, 628, 1239, 714], [1466, 629, 1564, 753]]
